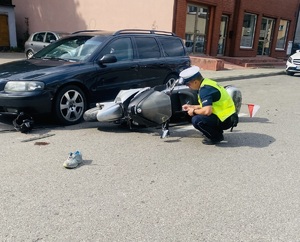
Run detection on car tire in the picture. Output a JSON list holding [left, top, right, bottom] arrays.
[[54, 85, 87, 125], [286, 71, 295, 76], [164, 74, 178, 85], [26, 50, 34, 59]]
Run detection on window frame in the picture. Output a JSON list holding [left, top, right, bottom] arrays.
[[275, 19, 290, 50], [240, 13, 257, 49]]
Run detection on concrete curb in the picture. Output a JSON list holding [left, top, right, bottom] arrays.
[[214, 70, 286, 82]]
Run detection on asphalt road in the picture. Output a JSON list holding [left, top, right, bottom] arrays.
[[1, 74, 300, 241]]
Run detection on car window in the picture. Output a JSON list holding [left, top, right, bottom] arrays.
[[135, 37, 161, 59], [101, 38, 133, 61], [45, 33, 57, 43], [33, 32, 46, 42], [34, 35, 106, 61], [158, 37, 185, 57]]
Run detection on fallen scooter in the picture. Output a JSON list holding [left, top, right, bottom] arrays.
[[83, 79, 242, 138]]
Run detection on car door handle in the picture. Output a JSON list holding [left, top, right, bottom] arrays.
[[131, 65, 139, 71]]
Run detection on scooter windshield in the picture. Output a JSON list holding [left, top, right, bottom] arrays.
[[138, 91, 172, 124]]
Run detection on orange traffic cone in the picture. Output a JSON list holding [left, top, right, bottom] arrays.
[[247, 104, 260, 117]]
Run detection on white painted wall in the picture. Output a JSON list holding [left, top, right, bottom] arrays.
[[12, 0, 174, 40]]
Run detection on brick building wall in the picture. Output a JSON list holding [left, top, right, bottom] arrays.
[[233, 0, 299, 58], [222, 0, 235, 12], [174, 0, 300, 58]]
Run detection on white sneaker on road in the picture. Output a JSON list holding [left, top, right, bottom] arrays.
[[63, 151, 83, 168]]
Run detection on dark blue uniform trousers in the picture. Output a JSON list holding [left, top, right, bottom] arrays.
[[191, 114, 232, 140]]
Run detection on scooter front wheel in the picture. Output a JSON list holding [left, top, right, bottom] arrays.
[[83, 107, 100, 122]]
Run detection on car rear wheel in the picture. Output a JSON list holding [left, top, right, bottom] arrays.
[[54, 85, 87, 125], [164, 74, 178, 85], [26, 50, 34, 59]]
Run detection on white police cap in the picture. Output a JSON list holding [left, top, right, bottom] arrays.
[[179, 66, 201, 84]]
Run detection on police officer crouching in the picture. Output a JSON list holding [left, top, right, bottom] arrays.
[[181, 66, 237, 145]]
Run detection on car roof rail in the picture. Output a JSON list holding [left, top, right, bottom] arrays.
[[113, 29, 177, 36], [71, 30, 103, 34]]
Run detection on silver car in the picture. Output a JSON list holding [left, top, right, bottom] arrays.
[[24, 31, 69, 59]]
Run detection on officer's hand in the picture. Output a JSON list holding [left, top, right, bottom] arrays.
[[182, 104, 190, 111], [187, 108, 194, 116]]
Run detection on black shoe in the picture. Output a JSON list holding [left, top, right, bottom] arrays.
[[202, 135, 224, 145]]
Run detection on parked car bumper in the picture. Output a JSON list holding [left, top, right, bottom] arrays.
[[286, 61, 300, 73], [0, 91, 52, 115]]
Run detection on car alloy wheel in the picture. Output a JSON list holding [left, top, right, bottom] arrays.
[[54, 85, 86, 125], [164, 74, 178, 85], [26, 50, 34, 59]]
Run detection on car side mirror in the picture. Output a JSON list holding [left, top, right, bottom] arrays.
[[98, 54, 117, 65], [296, 50, 300, 53]]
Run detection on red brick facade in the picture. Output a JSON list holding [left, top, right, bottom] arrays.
[[174, 0, 300, 58]]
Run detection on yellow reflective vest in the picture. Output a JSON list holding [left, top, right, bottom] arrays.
[[198, 79, 236, 122]]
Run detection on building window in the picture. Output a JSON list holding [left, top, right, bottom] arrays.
[[276, 20, 289, 50], [185, 4, 208, 54], [240, 13, 257, 48]]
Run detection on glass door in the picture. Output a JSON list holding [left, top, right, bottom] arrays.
[[257, 17, 275, 55], [185, 4, 209, 54], [218, 15, 228, 55]]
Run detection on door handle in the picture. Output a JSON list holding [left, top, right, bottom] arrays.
[[131, 65, 139, 71]]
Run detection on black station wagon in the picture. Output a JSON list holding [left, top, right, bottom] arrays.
[[0, 29, 190, 125]]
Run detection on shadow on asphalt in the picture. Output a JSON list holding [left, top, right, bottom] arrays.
[[95, 121, 196, 136], [0, 114, 100, 135], [216, 132, 275, 148], [0, 114, 16, 132], [0, 114, 61, 133], [1, 115, 275, 148], [239, 116, 272, 123], [95, 122, 275, 148], [160, 128, 275, 148]]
